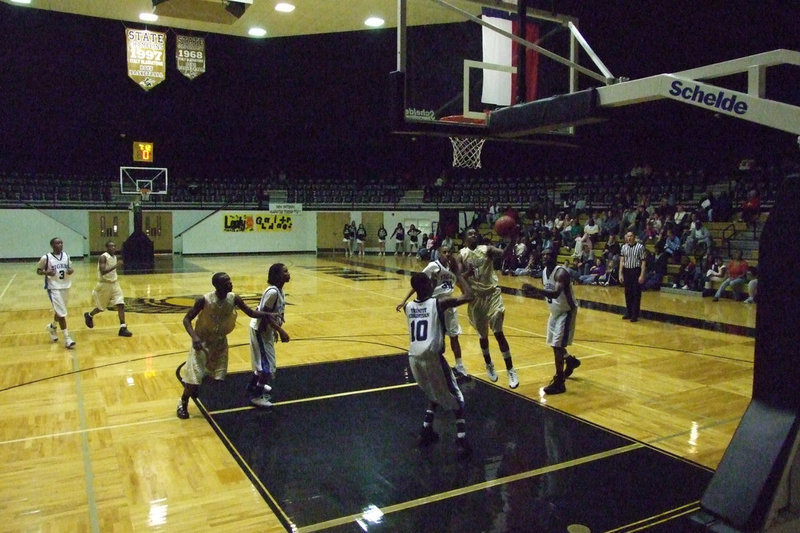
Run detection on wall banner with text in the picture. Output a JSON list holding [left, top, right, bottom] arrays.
[[176, 35, 206, 80], [223, 214, 294, 232], [126, 28, 166, 91]]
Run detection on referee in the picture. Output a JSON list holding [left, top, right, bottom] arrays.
[[619, 231, 647, 322]]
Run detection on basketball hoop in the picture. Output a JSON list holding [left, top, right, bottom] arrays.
[[449, 137, 486, 169], [442, 115, 487, 169], [139, 188, 152, 201]]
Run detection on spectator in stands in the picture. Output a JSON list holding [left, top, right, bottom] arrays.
[[662, 227, 682, 263], [562, 258, 581, 281], [552, 211, 566, 235], [713, 191, 734, 223], [655, 196, 675, 220], [579, 257, 606, 285], [713, 249, 749, 301], [673, 203, 690, 233], [641, 220, 659, 243], [511, 247, 542, 277], [560, 214, 575, 243], [575, 240, 595, 276], [391, 222, 406, 256], [600, 209, 620, 240], [702, 256, 726, 291], [643, 243, 668, 291], [583, 216, 600, 242], [631, 204, 649, 235], [683, 214, 712, 257], [601, 234, 621, 266], [574, 195, 587, 217], [744, 267, 758, 304], [501, 236, 529, 275], [571, 229, 589, 259], [674, 255, 698, 291], [621, 206, 637, 235], [698, 190, 713, 221], [740, 188, 761, 225]]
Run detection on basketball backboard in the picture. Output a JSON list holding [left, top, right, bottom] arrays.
[[393, 0, 614, 142], [120, 167, 169, 199]]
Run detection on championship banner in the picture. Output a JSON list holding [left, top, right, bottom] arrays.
[[223, 214, 294, 232], [126, 29, 166, 91], [176, 35, 206, 80]]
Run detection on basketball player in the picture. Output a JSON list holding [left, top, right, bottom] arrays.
[[457, 228, 520, 388], [537, 246, 581, 394], [176, 272, 271, 419], [396, 244, 468, 377], [404, 271, 473, 459], [83, 241, 132, 337], [247, 263, 291, 408], [37, 237, 75, 348]]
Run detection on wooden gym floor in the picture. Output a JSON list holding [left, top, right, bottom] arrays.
[[0, 253, 755, 532]]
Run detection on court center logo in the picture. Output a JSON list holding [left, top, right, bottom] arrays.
[[125, 294, 265, 313]]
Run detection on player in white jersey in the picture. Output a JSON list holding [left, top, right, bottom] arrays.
[[247, 263, 291, 408], [396, 245, 467, 376], [404, 271, 473, 459], [83, 241, 132, 337], [37, 237, 76, 348], [456, 228, 519, 388], [176, 272, 271, 419], [537, 246, 581, 395]]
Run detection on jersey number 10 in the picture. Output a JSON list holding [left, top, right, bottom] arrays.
[[409, 320, 428, 342]]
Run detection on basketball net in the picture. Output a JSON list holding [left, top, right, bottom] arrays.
[[139, 188, 152, 201], [449, 136, 486, 169]]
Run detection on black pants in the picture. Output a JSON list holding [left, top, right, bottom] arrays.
[[623, 266, 642, 319]]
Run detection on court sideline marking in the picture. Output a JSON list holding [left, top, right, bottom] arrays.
[[0, 273, 16, 306]]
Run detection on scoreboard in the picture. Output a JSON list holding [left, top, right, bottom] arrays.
[[133, 141, 154, 162]]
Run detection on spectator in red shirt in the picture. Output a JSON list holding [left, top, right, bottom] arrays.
[[712, 250, 749, 301]]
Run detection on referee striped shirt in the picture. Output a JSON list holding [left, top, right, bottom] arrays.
[[620, 241, 646, 268]]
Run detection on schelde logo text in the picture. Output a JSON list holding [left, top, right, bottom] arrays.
[[405, 108, 436, 121], [668, 80, 748, 115]]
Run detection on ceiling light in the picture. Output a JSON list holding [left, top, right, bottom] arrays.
[[364, 17, 384, 28], [10, 0, 33, 4], [139, 13, 159, 22], [274, 3, 295, 13], [248, 27, 267, 37]]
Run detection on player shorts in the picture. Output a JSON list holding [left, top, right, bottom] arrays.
[[92, 281, 125, 310], [546, 309, 577, 348], [467, 287, 504, 337], [181, 335, 229, 385], [442, 306, 462, 337], [47, 288, 69, 318], [356, 239, 365, 244], [250, 327, 277, 375], [408, 352, 464, 411]]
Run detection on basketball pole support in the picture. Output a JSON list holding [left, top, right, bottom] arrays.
[[599, 50, 800, 532]]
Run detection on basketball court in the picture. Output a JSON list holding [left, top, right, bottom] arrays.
[[0, 252, 756, 531]]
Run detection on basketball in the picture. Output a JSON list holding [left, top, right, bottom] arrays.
[[494, 215, 517, 238]]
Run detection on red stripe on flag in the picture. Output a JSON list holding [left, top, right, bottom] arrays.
[[511, 20, 539, 103]]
